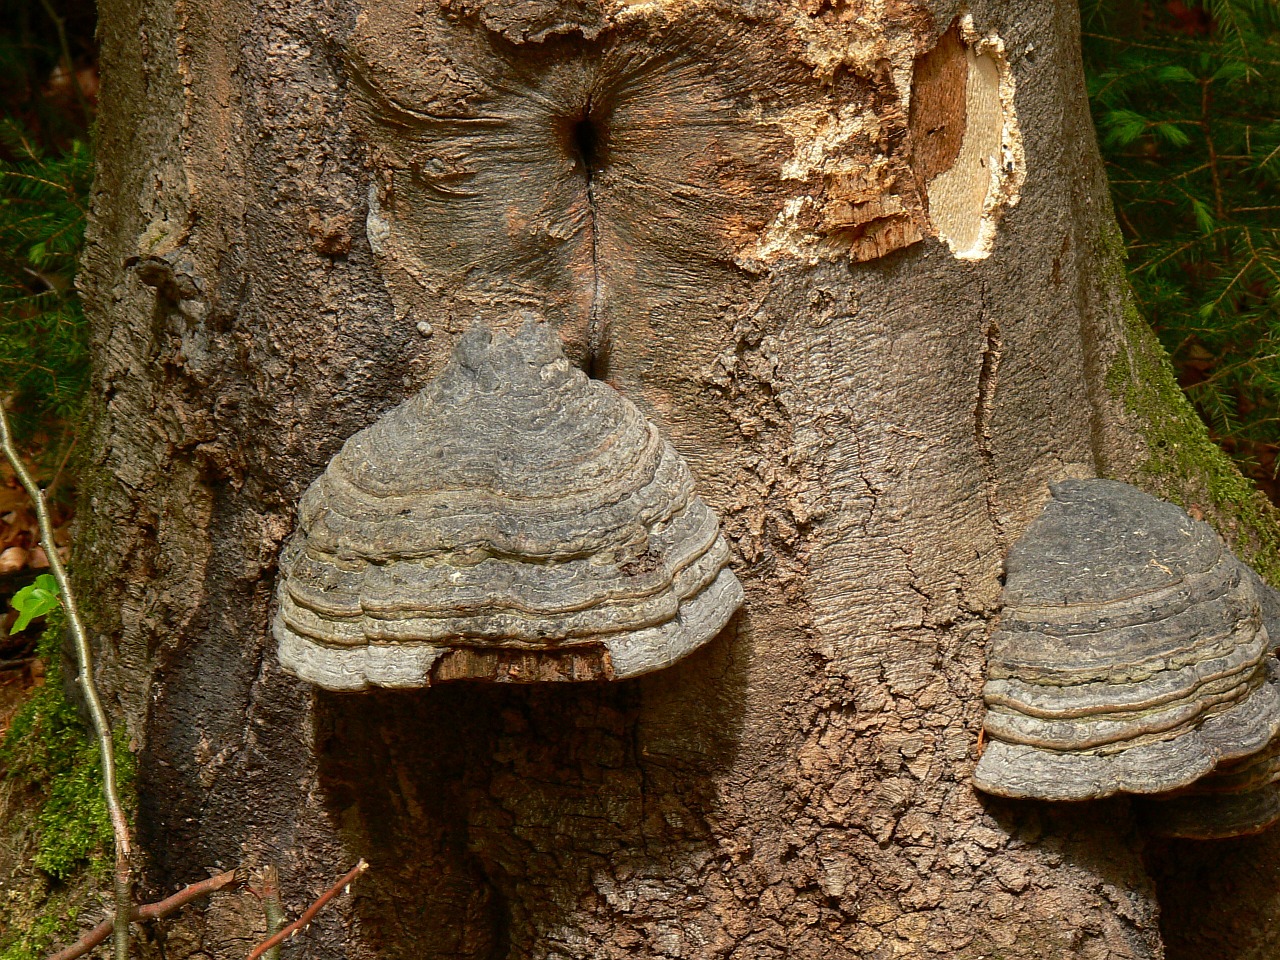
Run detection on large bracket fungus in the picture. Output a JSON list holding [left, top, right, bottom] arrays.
[[973, 478, 1280, 804], [273, 321, 743, 690]]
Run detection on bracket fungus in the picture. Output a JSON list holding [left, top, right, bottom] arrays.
[[1139, 728, 1280, 839], [273, 321, 743, 690], [973, 478, 1280, 802]]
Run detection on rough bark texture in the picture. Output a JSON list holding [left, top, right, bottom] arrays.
[[72, 0, 1280, 956]]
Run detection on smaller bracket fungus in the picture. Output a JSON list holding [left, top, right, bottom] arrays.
[[973, 478, 1280, 801], [273, 320, 743, 690], [1140, 575, 1280, 839], [1139, 728, 1280, 840]]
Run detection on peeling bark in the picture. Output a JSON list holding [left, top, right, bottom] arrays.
[[74, 0, 1275, 956]]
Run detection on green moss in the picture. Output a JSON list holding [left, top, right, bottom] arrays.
[[1101, 224, 1280, 583], [0, 608, 134, 958], [0, 609, 134, 880], [0, 900, 81, 960]]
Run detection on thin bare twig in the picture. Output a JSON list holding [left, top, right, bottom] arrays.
[[0, 397, 132, 960], [1080, 31, 1280, 69], [259, 870, 282, 960], [37, 0, 91, 122], [246, 861, 369, 960], [253, 865, 286, 960], [1200, 80, 1225, 224], [1188, 351, 1280, 392], [46, 870, 240, 960], [1131, 226, 1237, 274], [43, 428, 79, 504], [1202, 255, 1258, 318]]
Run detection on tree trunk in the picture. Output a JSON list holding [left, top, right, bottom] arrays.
[[75, 0, 1280, 957]]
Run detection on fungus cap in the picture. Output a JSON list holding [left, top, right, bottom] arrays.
[[1140, 718, 1280, 840], [973, 479, 1280, 801], [273, 320, 743, 689]]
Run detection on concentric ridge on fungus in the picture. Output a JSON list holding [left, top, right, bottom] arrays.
[[973, 478, 1280, 801], [1139, 723, 1280, 839], [273, 321, 743, 690]]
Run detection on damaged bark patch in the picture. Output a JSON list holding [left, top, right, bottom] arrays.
[[910, 17, 1024, 261], [818, 151, 929, 264], [908, 24, 967, 184], [437, 0, 607, 44], [748, 10, 1023, 267]]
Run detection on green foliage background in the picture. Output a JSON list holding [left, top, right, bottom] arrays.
[[0, 0, 94, 452], [0, 122, 91, 437], [0, 5, 114, 955], [0, 612, 132, 883], [0, 611, 134, 960], [1083, 0, 1280, 491]]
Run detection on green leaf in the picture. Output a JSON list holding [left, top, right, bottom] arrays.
[[1212, 61, 1250, 83], [11, 573, 62, 634], [1190, 198, 1215, 235], [1153, 122, 1192, 147], [1155, 65, 1198, 83], [1101, 109, 1149, 148]]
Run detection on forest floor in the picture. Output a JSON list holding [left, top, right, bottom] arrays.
[[0, 451, 71, 739]]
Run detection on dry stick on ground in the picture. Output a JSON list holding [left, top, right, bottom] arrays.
[[0, 397, 134, 960], [246, 860, 369, 960], [46, 870, 242, 960]]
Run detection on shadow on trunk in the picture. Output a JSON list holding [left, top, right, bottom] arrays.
[[316, 620, 747, 958]]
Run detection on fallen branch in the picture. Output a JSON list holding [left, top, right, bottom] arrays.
[[246, 860, 369, 960], [47, 870, 240, 960], [0, 397, 133, 960]]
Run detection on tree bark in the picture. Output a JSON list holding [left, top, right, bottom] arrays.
[[75, 0, 1279, 957]]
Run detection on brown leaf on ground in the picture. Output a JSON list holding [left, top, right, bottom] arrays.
[[0, 659, 42, 743], [0, 488, 29, 514], [0, 453, 73, 576], [0, 547, 27, 575]]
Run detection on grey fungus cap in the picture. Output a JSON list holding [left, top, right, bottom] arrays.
[[974, 478, 1280, 801], [273, 320, 743, 690], [1139, 726, 1280, 839]]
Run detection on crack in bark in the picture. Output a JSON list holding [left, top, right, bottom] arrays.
[[585, 177, 603, 378], [849, 428, 882, 536], [974, 281, 1007, 549]]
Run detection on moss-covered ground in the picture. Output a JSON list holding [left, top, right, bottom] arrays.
[[0, 610, 132, 959]]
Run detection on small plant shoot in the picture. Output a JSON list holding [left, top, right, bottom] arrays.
[[10, 572, 62, 633]]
